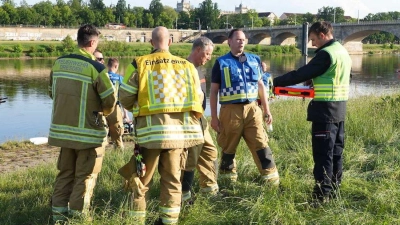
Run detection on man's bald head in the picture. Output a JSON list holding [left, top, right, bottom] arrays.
[[151, 26, 171, 50]]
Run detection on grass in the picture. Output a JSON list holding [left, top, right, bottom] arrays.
[[2, 93, 400, 224]]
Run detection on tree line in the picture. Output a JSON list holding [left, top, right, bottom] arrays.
[[0, 0, 399, 43]]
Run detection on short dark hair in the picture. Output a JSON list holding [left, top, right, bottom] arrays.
[[309, 21, 333, 37], [107, 57, 119, 68], [228, 28, 244, 39], [77, 24, 101, 47]]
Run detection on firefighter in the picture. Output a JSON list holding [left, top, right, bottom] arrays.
[[49, 24, 116, 223], [118, 26, 204, 225], [209, 29, 279, 185], [273, 21, 352, 204], [106, 57, 125, 149], [182, 37, 219, 203]]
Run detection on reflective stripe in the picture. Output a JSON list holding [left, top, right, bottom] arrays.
[[137, 133, 203, 143], [99, 86, 115, 99], [49, 132, 105, 144], [200, 184, 219, 193], [184, 112, 190, 125], [127, 210, 146, 217], [53, 71, 92, 83], [182, 191, 192, 201], [51, 124, 107, 136], [161, 217, 179, 224], [220, 93, 258, 102], [146, 115, 152, 127], [159, 206, 180, 214], [262, 171, 279, 180], [223, 67, 231, 87], [83, 174, 97, 214], [219, 173, 238, 180], [147, 70, 155, 104], [120, 82, 138, 94], [136, 125, 202, 136], [52, 206, 68, 214], [79, 83, 88, 128], [185, 68, 194, 102]]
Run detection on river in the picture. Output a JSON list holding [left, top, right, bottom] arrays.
[[0, 54, 399, 143]]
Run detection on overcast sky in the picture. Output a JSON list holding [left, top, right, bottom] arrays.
[[25, 0, 399, 19]]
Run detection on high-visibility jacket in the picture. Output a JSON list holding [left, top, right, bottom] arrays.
[[48, 49, 116, 149], [125, 51, 203, 117], [119, 50, 204, 149], [313, 41, 352, 101], [217, 53, 262, 104]]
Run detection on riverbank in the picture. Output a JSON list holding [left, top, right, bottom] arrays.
[[1, 93, 400, 224], [0, 41, 301, 59], [3, 41, 399, 59]]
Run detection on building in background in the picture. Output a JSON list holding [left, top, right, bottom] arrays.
[[176, 0, 192, 12]]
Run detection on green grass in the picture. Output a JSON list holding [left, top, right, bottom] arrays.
[[2, 94, 400, 224]]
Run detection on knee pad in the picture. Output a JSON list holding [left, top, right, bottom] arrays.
[[182, 170, 195, 192], [256, 147, 273, 169], [220, 153, 235, 171]]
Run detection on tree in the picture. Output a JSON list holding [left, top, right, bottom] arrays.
[[16, 5, 35, 25], [131, 7, 144, 27], [0, 8, 10, 25], [2, 3, 18, 25], [317, 6, 345, 23], [78, 7, 96, 25], [33, 1, 55, 26], [115, 0, 126, 23], [143, 11, 154, 28], [192, 0, 220, 30], [177, 11, 191, 29], [149, 0, 163, 26], [89, 0, 105, 11]]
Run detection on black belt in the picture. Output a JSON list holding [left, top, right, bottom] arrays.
[[233, 100, 253, 104]]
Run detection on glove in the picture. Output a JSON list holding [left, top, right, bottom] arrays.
[[118, 155, 144, 197], [122, 174, 144, 197]]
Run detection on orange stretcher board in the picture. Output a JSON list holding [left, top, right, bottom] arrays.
[[274, 85, 315, 98]]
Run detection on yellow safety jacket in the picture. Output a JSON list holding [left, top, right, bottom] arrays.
[[313, 41, 351, 101], [48, 49, 116, 149], [127, 51, 203, 117], [119, 50, 204, 149]]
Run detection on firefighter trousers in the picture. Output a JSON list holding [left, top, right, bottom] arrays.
[[129, 148, 186, 225], [51, 146, 105, 221], [106, 104, 124, 148], [183, 116, 219, 193], [217, 101, 278, 181]]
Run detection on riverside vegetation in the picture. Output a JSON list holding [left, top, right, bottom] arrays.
[[0, 36, 300, 59], [0, 37, 399, 60], [1, 93, 400, 224]]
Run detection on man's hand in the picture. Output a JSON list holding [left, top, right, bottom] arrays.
[[264, 112, 273, 125], [211, 117, 220, 133]]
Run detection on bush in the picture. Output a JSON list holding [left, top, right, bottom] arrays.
[[0, 46, 5, 52], [62, 35, 75, 52], [47, 44, 56, 53], [13, 44, 23, 53]]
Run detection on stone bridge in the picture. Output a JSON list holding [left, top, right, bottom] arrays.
[[204, 20, 400, 54]]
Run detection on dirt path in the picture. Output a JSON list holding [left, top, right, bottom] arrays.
[[0, 144, 60, 173]]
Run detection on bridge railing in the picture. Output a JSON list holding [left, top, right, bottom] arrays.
[[207, 20, 400, 33]]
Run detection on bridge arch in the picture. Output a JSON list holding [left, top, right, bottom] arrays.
[[271, 31, 298, 46], [247, 32, 271, 44], [211, 35, 228, 44], [341, 29, 400, 43]]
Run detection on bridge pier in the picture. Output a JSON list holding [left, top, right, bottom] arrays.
[[343, 41, 363, 54]]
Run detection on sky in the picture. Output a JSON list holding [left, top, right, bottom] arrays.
[[25, 0, 399, 19]]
